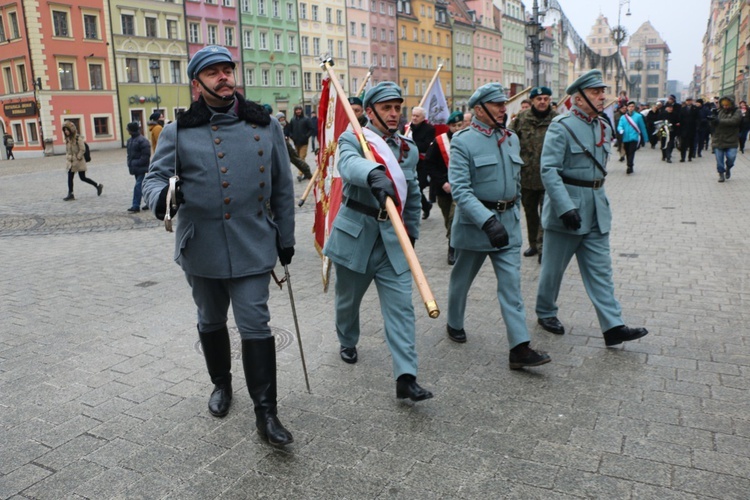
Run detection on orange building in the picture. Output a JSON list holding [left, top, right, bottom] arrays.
[[0, 0, 120, 159]]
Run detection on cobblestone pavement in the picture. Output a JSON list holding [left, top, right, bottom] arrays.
[[1, 144, 749, 499]]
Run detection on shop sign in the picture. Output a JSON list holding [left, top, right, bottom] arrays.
[[3, 101, 38, 117]]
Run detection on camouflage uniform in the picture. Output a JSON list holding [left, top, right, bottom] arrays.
[[510, 107, 557, 254]]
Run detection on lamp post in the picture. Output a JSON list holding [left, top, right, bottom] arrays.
[[402, 78, 408, 116], [525, 0, 545, 88], [149, 60, 161, 113], [611, 0, 631, 95]]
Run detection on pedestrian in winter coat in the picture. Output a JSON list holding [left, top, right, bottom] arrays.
[[126, 122, 151, 212], [148, 111, 164, 152], [709, 96, 743, 182], [62, 121, 102, 201], [616, 101, 649, 174]]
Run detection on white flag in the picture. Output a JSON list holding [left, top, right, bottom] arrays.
[[424, 78, 449, 125]]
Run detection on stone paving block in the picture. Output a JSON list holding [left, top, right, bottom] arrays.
[[531, 441, 602, 473], [631, 483, 702, 500], [217, 471, 309, 499], [618, 401, 680, 425], [714, 432, 750, 458], [34, 433, 108, 471], [110, 472, 176, 500], [599, 452, 673, 486], [122, 392, 184, 421], [552, 467, 634, 498], [672, 466, 750, 498], [21, 459, 107, 499], [692, 450, 750, 478], [0, 463, 52, 499], [84, 437, 143, 469], [647, 422, 715, 450], [568, 427, 624, 454], [36, 415, 103, 448]]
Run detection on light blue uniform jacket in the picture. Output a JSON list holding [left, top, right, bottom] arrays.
[[323, 123, 421, 275], [449, 118, 524, 251], [540, 107, 612, 235]]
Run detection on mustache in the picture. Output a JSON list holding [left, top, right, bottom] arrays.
[[214, 82, 235, 91]]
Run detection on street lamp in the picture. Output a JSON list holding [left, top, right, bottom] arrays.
[[611, 0, 631, 95], [525, 0, 545, 88], [149, 60, 161, 113]]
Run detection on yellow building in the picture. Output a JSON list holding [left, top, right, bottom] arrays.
[[396, 0, 452, 115]]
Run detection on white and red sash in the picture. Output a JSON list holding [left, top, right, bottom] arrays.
[[362, 127, 408, 217], [435, 132, 450, 168]]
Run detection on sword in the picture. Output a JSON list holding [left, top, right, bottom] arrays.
[[279, 264, 311, 394], [164, 175, 179, 232]]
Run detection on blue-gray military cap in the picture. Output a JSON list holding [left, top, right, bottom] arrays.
[[363, 81, 403, 109], [566, 69, 607, 95], [468, 83, 509, 108], [187, 45, 235, 80]]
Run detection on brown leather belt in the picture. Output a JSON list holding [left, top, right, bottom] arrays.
[[479, 197, 517, 212], [561, 175, 605, 189]]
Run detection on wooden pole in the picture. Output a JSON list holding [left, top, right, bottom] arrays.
[[320, 58, 440, 319], [297, 167, 320, 207], [417, 63, 444, 109], [355, 66, 375, 98]]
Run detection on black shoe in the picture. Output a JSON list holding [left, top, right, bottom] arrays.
[[698, 153, 702, 157], [208, 383, 233, 417], [396, 375, 433, 401], [63, 193, 75, 201], [447, 246, 455, 266], [726, 168, 732, 180], [523, 247, 539, 257], [618, 156, 625, 162], [142, 204, 149, 210], [422, 203, 432, 220], [626, 167, 633, 174], [509, 343, 551, 370], [666, 159, 672, 163], [661, 157, 666, 162], [446, 324, 467, 343], [127, 207, 140, 213], [603, 325, 648, 346], [340, 345, 358, 364], [96, 184, 104, 196], [537, 317, 565, 335], [679, 159, 685, 163]]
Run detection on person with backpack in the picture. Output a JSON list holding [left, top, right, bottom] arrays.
[[125, 122, 151, 212], [62, 121, 102, 201], [4, 133, 15, 159]]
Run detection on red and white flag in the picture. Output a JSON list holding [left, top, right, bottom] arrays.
[[361, 128, 407, 218], [314, 77, 349, 290]]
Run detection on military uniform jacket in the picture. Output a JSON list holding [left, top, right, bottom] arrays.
[[323, 122, 420, 275], [510, 108, 558, 191], [540, 105, 612, 236], [449, 118, 524, 252], [142, 95, 295, 279]]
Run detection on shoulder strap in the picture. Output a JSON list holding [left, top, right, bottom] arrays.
[[556, 120, 607, 177]]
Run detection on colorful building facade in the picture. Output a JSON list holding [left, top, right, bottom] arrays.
[[368, 0, 398, 87]]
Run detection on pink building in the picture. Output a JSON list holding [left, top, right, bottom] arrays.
[[0, 0, 119, 158], [368, 0, 398, 86], [185, 0, 242, 101], [465, 0, 503, 88]]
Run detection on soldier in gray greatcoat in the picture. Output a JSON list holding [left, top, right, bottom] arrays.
[[536, 69, 648, 347], [446, 83, 551, 370], [323, 81, 433, 402], [142, 46, 296, 446]]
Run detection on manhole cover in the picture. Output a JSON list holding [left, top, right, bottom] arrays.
[[194, 325, 295, 359]]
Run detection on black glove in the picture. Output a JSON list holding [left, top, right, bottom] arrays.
[[155, 180, 184, 221], [482, 217, 509, 248], [367, 168, 399, 209], [560, 209, 582, 231], [278, 246, 295, 266]]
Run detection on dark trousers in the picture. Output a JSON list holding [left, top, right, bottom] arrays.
[[680, 135, 696, 160], [5, 146, 14, 159], [623, 141, 639, 168], [286, 142, 311, 176], [67, 170, 98, 192], [661, 137, 674, 160], [417, 160, 432, 208], [436, 194, 455, 240], [521, 187, 544, 251], [696, 130, 709, 155]]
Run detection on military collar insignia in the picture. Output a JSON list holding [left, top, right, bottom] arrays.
[[470, 120, 494, 136], [572, 107, 596, 123]]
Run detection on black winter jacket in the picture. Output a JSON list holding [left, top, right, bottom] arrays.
[[127, 134, 151, 176]]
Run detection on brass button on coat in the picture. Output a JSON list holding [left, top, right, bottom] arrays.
[[224, 197, 231, 204], [257, 210, 263, 216], [258, 195, 264, 202], [218, 152, 225, 159], [254, 135, 260, 141], [222, 181, 229, 188], [214, 138, 221, 144], [259, 166, 265, 172], [259, 181, 265, 188], [221, 167, 228, 173], [224, 213, 231, 220], [212, 125, 219, 131], [258, 150, 264, 156]]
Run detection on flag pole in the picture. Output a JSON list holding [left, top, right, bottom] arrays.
[[297, 167, 320, 207], [417, 63, 444, 109], [319, 57, 440, 319], [355, 65, 375, 98]]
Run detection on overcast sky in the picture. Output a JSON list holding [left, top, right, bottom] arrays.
[[547, 0, 709, 85]]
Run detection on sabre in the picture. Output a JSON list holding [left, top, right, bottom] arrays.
[[283, 264, 311, 393]]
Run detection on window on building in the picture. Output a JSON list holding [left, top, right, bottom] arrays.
[[53, 11, 70, 37], [259, 31, 268, 49], [299, 3, 307, 19], [381, 28, 385, 41], [381, 55, 386, 67], [327, 39, 333, 54], [94, 117, 109, 136], [326, 7, 332, 23], [336, 9, 342, 24], [272, 0, 280, 17], [361, 23, 366, 37], [223, 0, 233, 6], [313, 37, 320, 56], [303, 71, 311, 90], [225, 27, 235, 46], [275, 69, 284, 86], [145, 17, 157, 37], [400, 26, 405, 39], [258, 0, 267, 15], [301, 36, 309, 55], [388, 4, 394, 15], [89, 64, 103, 89], [389, 30, 394, 42], [290, 70, 298, 87], [59, 62, 74, 89], [402, 52, 407, 66], [12, 123, 23, 143], [3, 67, 14, 93], [412, 28, 417, 41], [372, 27, 377, 39], [8, 12, 19, 38], [274, 33, 281, 50], [206, 0, 216, 5], [27, 122, 39, 143], [125, 58, 139, 82], [350, 22, 356, 36], [245, 68, 254, 85], [207, 25, 218, 44], [287, 3, 294, 19], [0, 16, 5, 42], [121, 14, 134, 36], [243, 29, 254, 48], [288, 35, 296, 52], [337, 40, 344, 58], [261, 69, 270, 86], [315, 72, 322, 90], [167, 20, 178, 39], [189, 23, 200, 43], [311, 5, 318, 20], [171, 60, 182, 83], [83, 14, 98, 39], [360, 51, 367, 65], [647, 74, 659, 85], [242, 0, 251, 11], [17, 64, 27, 92]]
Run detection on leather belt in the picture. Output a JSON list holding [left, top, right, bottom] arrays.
[[480, 197, 517, 212], [560, 175, 605, 189], [344, 197, 389, 221]]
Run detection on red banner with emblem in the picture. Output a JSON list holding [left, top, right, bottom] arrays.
[[313, 77, 349, 290]]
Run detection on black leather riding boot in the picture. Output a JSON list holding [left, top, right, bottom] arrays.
[[241, 337, 294, 446], [198, 326, 233, 418]]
